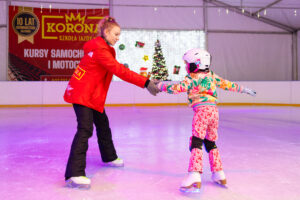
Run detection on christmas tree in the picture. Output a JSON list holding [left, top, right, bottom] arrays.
[[151, 39, 169, 80]]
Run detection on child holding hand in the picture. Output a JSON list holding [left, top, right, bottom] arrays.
[[157, 48, 256, 192]]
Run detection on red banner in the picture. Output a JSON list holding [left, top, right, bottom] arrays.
[[8, 6, 109, 81]]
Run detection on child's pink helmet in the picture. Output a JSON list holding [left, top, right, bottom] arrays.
[[183, 48, 211, 73]]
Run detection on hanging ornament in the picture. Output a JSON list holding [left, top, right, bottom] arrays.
[[143, 55, 149, 61], [123, 63, 129, 68], [173, 65, 181, 74], [147, 72, 151, 79], [140, 67, 148, 77], [135, 41, 145, 48], [119, 44, 125, 50]]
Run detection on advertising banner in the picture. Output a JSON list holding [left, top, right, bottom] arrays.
[[8, 6, 109, 81]]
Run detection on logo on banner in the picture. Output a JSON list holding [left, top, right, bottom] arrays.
[[42, 13, 103, 41], [12, 10, 40, 44]]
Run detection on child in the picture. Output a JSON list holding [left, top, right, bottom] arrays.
[[157, 48, 256, 192], [63, 16, 160, 189]]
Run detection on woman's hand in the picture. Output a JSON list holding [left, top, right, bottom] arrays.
[[146, 80, 160, 96]]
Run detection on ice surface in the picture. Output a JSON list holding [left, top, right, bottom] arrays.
[[0, 106, 300, 200]]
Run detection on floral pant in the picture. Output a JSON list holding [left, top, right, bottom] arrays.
[[188, 105, 223, 173]]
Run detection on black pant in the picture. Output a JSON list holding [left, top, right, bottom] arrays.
[[65, 104, 118, 180]]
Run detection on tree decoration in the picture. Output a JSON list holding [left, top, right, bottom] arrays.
[[135, 41, 145, 48], [123, 63, 129, 68], [173, 65, 181, 74], [119, 44, 125, 50], [140, 67, 148, 77], [143, 55, 149, 61], [151, 39, 168, 80]]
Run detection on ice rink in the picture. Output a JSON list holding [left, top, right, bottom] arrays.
[[1, 105, 300, 200]]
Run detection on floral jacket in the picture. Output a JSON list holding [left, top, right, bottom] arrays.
[[157, 71, 244, 108]]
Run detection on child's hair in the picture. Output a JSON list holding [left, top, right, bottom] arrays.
[[98, 16, 119, 37]]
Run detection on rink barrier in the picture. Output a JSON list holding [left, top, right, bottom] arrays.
[[0, 81, 300, 106]]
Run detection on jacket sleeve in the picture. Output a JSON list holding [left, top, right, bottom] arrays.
[[157, 76, 192, 94], [93, 48, 147, 88], [213, 72, 243, 93]]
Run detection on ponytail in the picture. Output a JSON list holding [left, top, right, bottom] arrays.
[[98, 16, 119, 37]]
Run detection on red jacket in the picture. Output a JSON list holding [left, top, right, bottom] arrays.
[[64, 37, 147, 112]]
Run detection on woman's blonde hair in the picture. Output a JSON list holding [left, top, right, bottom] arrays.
[[98, 16, 119, 37]]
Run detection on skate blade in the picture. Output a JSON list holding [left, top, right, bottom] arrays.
[[214, 179, 227, 187], [102, 163, 124, 167], [65, 181, 91, 190], [180, 182, 201, 193]]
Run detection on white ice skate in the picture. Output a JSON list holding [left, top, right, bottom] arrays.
[[212, 170, 227, 186], [180, 172, 201, 193], [65, 176, 91, 189], [103, 158, 124, 167]]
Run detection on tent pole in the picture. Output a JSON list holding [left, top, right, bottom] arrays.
[[5, 0, 10, 81], [109, 0, 113, 17], [203, 0, 208, 50], [292, 32, 298, 80]]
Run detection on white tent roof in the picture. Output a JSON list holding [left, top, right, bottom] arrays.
[[208, 0, 300, 31], [9, 0, 300, 31]]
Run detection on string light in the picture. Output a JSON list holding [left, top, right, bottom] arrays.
[[40, 5, 43, 13], [49, 4, 52, 13], [217, 6, 298, 17], [154, 7, 157, 11], [193, 9, 196, 15], [213, 6, 300, 18]]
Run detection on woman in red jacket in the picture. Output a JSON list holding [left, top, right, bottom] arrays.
[[64, 16, 159, 189]]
